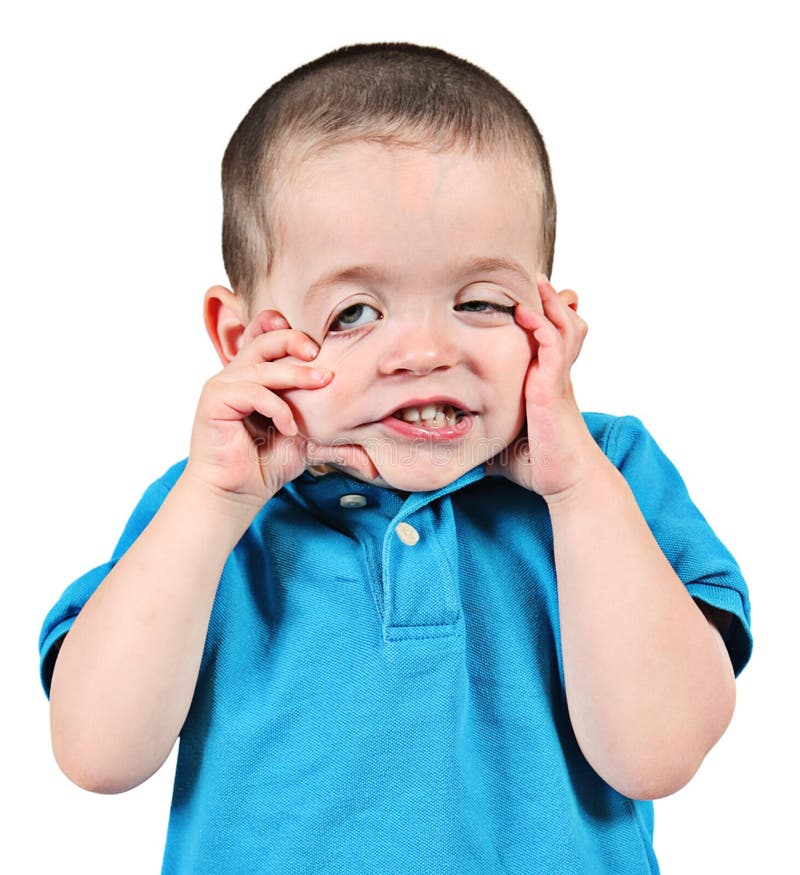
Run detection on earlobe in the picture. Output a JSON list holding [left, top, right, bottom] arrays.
[[204, 285, 247, 365]]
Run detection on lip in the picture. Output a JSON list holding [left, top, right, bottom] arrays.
[[376, 396, 476, 442], [378, 413, 474, 441]]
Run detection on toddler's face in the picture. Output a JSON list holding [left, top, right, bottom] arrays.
[[257, 140, 546, 492]]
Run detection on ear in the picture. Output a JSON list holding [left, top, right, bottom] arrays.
[[557, 287, 579, 312], [204, 285, 248, 365]]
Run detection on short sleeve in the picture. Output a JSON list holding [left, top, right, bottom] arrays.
[[602, 415, 753, 677], [37, 461, 187, 697]]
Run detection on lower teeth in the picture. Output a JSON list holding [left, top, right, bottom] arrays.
[[411, 414, 458, 428]]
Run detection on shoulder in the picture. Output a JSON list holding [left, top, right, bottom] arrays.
[[581, 412, 650, 456], [108, 459, 189, 560], [151, 458, 189, 492], [132, 458, 189, 508], [579, 412, 696, 517]]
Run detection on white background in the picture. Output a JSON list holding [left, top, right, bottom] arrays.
[[4, 1, 797, 871]]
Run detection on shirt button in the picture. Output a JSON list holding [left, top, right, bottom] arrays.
[[395, 522, 420, 546], [339, 494, 367, 509]]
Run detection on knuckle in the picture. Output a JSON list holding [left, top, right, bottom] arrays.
[[293, 366, 314, 384], [253, 309, 286, 330], [202, 373, 223, 396], [251, 329, 281, 352], [290, 331, 317, 353]]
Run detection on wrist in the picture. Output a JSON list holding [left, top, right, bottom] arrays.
[[541, 444, 621, 509], [174, 469, 268, 543]]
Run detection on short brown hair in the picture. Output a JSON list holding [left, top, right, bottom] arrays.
[[222, 42, 556, 309]]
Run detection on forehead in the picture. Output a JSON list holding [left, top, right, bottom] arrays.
[[267, 140, 542, 306]]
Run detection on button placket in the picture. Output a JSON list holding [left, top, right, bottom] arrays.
[[382, 502, 462, 640]]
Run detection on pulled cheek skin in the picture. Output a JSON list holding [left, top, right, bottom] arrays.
[[280, 386, 340, 444], [507, 391, 528, 432], [284, 341, 373, 443], [497, 341, 531, 410]]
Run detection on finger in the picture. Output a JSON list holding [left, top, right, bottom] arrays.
[[485, 438, 531, 483], [247, 361, 333, 391], [514, 303, 570, 390], [335, 446, 379, 480], [558, 288, 579, 312], [484, 452, 506, 478], [236, 328, 321, 367], [536, 276, 587, 353], [303, 441, 379, 480], [536, 275, 575, 332], [241, 309, 290, 345], [203, 379, 298, 435], [514, 303, 560, 348]]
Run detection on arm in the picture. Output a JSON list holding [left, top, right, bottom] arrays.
[[49, 309, 376, 794], [490, 277, 736, 800], [49, 475, 256, 794], [545, 448, 736, 800]]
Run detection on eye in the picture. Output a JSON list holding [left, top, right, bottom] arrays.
[[329, 302, 382, 333], [454, 300, 516, 315]]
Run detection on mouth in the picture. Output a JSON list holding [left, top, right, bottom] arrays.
[[378, 398, 475, 440], [391, 401, 470, 429]]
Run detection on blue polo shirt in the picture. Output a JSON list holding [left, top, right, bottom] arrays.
[[39, 413, 752, 873]]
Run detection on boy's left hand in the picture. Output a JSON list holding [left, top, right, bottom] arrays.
[[486, 275, 602, 501]]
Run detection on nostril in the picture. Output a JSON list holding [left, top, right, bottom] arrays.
[[377, 331, 460, 376]]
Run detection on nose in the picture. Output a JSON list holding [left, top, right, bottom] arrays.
[[377, 311, 461, 376]]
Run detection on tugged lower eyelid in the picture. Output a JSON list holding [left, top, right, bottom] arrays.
[[326, 299, 383, 335]]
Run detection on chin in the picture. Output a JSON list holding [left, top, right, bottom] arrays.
[[371, 463, 475, 493], [327, 460, 471, 493]]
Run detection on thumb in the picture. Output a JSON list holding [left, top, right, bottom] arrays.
[[484, 451, 507, 479], [487, 437, 533, 488], [303, 440, 379, 481]]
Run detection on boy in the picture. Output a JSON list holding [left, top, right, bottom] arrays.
[[40, 43, 752, 873]]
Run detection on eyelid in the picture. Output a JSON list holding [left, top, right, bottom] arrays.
[[458, 282, 517, 302]]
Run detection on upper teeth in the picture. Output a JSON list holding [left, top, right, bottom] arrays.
[[395, 404, 460, 426]]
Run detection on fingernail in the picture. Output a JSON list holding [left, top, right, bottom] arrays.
[[536, 273, 550, 287], [312, 368, 332, 383], [304, 342, 318, 358]]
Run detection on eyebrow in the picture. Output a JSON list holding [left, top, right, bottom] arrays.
[[305, 255, 532, 308]]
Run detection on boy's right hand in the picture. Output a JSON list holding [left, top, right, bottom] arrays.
[[184, 309, 376, 512]]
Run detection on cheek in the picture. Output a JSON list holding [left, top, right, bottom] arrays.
[[283, 337, 373, 438], [495, 333, 533, 387], [493, 336, 532, 423], [311, 338, 367, 372]]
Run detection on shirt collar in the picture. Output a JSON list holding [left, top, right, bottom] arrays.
[[282, 464, 487, 520]]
